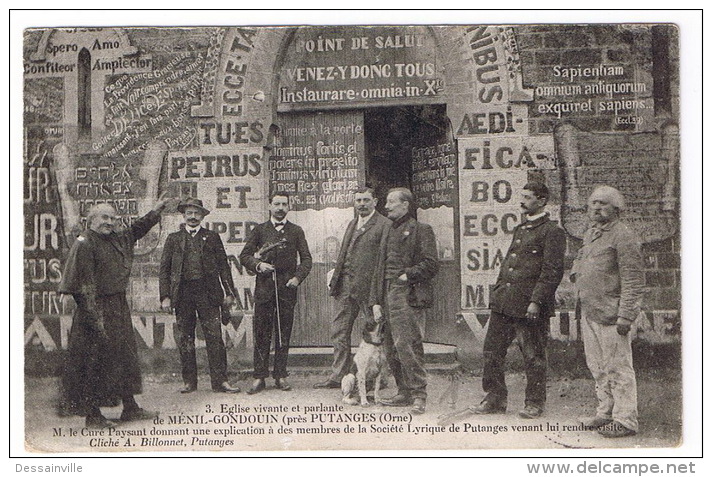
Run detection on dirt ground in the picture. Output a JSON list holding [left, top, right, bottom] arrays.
[[24, 367, 682, 454]]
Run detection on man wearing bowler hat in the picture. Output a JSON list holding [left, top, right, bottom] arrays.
[[160, 197, 240, 394]]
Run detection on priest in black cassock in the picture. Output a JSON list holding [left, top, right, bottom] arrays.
[[59, 196, 172, 429]]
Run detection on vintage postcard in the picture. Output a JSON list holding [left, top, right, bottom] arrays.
[[18, 16, 694, 456]]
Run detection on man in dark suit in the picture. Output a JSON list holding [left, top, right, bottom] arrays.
[[159, 197, 240, 394], [471, 182, 566, 419], [239, 192, 312, 394], [313, 187, 391, 389], [370, 187, 439, 415]]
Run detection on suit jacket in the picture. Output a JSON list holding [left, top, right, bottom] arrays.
[[489, 213, 566, 319], [329, 212, 391, 300], [239, 220, 312, 305], [369, 216, 439, 309], [159, 226, 237, 306], [571, 219, 644, 326]]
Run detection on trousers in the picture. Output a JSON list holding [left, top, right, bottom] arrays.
[[581, 313, 638, 432], [481, 311, 548, 409], [329, 282, 373, 381], [175, 280, 228, 390], [252, 292, 295, 379], [383, 281, 427, 400]]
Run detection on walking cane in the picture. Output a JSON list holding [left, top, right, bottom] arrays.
[[272, 269, 283, 348]]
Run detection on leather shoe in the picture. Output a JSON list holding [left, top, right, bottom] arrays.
[[380, 394, 413, 407], [246, 379, 265, 395], [598, 422, 637, 438], [519, 405, 544, 419], [313, 379, 341, 389], [85, 415, 117, 429], [120, 407, 158, 422], [410, 397, 426, 415], [469, 400, 507, 415], [179, 384, 197, 394], [581, 416, 613, 429], [214, 381, 241, 394], [275, 378, 292, 391]]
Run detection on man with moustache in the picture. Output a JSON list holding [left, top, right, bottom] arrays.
[[159, 197, 241, 394], [313, 187, 391, 390], [571, 186, 644, 438], [59, 197, 171, 429], [370, 187, 439, 415], [471, 182, 566, 419], [240, 192, 312, 394]]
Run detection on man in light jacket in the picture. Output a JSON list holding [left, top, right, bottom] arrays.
[[571, 185, 645, 438]]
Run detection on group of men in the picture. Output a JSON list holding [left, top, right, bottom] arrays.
[[59, 181, 644, 439], [235, 186, 439, 414], [467, 183, 644, 439], [312, 187, 438, 415]]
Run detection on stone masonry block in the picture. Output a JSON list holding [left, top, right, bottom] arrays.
[[543, 34, 567, 49], [516, 33, 542, 50], [657, 253, 680, 270], [643, 239, 673, 254], [535, 51, 561, 66], [562, 49, 602, 65]]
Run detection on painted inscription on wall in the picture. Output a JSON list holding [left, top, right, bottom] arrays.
[[97, 52, 204, 159], [24, 76, 67, 317], [166, 143, 266, 315], [458, 135, 557, 310], [555, 123, 679, 242], [265, 111, 364, 267], [535, 64, 653, 128], [411, 142, 457, 209], [278, 26, 442, 109], [270, 112, 365, 212]]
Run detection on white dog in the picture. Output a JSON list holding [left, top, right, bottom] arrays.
[[341, 321, 387, 407]]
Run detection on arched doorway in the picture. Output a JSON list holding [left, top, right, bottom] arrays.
[[271, 26, 460, 346]]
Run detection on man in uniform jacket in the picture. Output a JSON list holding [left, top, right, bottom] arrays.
[[239, 192, 312, 394], [471, 182, 566, 419], [59, 198, 171, 429], [313, 187, 391, 389], [571, 186, 644, 438], [159, 197, 240, 394], [370, 187, 439, 415]]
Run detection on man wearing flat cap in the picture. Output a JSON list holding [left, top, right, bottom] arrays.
[[160, 197, 240, 394], [572, 186, 644, 438]]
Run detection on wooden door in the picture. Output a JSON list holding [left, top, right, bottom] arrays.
[[407, 106, 460, 344], [271, 111, 366, 346]]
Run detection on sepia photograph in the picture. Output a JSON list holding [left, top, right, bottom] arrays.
[[11, 9, 702, 465]]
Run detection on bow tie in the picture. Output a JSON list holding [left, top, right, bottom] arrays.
[[188, 229, 199, 236], [274, 222, 285, 228]]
